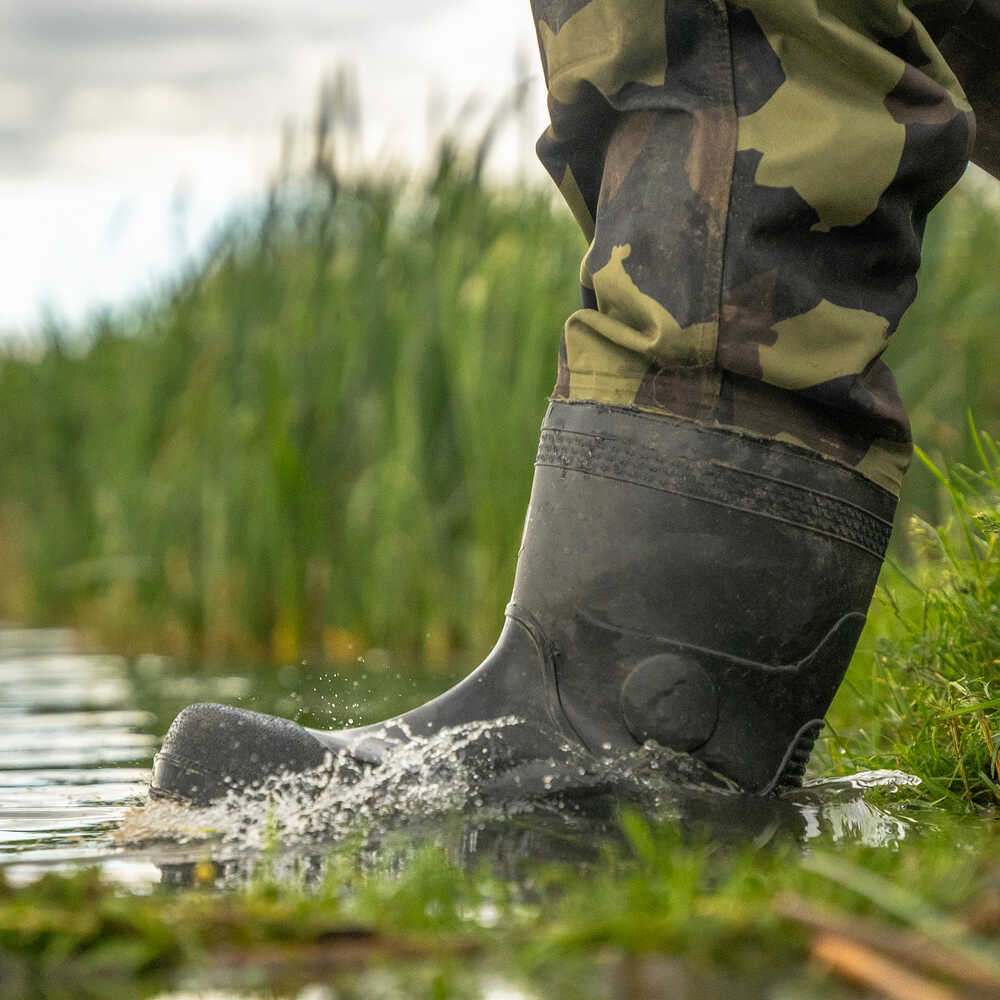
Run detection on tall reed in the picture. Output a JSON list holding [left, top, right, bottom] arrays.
[[0, 141, 581, 658], [1, 131, 998, 662]]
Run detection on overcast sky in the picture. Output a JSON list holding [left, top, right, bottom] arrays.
[[0, 0, 548, 338]]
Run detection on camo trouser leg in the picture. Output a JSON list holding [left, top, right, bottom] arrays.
[[531, 0, 976, 494]]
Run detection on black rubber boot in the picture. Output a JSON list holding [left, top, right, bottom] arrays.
[[151, 402, 896, 805]]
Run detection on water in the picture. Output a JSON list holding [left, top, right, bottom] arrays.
[[0, 627, 927, 891], [0, 626, 447, 885]]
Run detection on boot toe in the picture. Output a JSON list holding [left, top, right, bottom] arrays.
[[151, 702, 331, 805]]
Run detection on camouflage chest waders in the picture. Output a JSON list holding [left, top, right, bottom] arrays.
[[151, 2, 1000, 804], [532, 0, 992, 496]]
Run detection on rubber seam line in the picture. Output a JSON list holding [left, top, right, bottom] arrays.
[[710, 461, 895, 528], [505, 601, 588, 747], [534, 458, 888, 560], [537, 423, 891, 515], [536, 426, 892, 540], [550, 400, 900, 504], [537, 458, 887, 559], [576, 606, 867, 674]]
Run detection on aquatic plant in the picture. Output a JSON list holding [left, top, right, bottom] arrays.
[[0, 147, 580, 659]]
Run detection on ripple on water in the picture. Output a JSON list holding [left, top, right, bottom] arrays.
[[0, 633, 152, 884]]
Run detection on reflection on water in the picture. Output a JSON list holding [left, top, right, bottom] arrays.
[[0, 629, 152, 882], [0, 627, 924, 890]]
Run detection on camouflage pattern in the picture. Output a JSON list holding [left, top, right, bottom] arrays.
[[531, 0, 996, 494]]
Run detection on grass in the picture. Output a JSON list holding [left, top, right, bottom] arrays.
[[0, 144, 580, 661], [816, 422, 1000, 811], [1, 130, 999, 662], [4, 814, 1000, 998]]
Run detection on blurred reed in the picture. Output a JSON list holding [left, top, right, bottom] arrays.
[[0, 91, 998, 663]]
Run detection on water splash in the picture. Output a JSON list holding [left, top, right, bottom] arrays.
[[117, 716, 922, 866], [789, 770, 923, 847]]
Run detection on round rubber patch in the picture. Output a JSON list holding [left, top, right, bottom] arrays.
[[620, 653, 718, 752]]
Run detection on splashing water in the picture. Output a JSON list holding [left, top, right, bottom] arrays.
[[116, 714, 922, 870]]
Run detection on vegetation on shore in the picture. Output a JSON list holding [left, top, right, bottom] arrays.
[[821, 431, 1000, 809], [1, 142, 999, 662], [4, 813, 1000, 999]]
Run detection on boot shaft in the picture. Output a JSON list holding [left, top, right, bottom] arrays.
[[510, 402, 897, 792]]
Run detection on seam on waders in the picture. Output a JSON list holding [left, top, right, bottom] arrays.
[[707, 0, 744, 425], [696, 0, 739, 423]]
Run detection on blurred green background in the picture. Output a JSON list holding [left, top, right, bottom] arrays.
[[1, 123, 997, 664]]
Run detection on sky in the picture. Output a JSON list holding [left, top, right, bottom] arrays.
[[0, 0, 549, 340]]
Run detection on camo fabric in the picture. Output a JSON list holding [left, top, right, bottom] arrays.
[[531, 0, 996, 494]]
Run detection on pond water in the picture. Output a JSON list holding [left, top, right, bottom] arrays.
[[0, 626, 927, 891], [0, 626, 451, 886]]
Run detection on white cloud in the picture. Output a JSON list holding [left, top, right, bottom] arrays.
[[0, 1, 551, 334]]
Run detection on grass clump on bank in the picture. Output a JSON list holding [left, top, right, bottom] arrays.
[[822, 423, 1000, 809]]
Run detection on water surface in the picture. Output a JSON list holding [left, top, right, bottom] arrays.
[[0, 627, 448, 885]]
